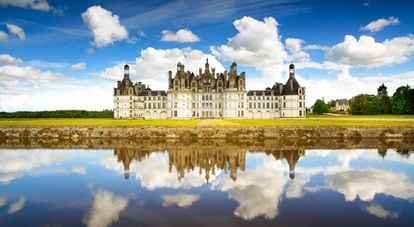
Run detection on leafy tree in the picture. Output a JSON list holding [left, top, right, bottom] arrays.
[[0, 110, 113, 118], [350, 95, 368, 114], [327, 100, 336, 108], [380, 95, 391, 114], [313, 99, 329, 114], [391, 86, 409, 114]]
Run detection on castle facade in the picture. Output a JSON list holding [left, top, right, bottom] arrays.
[[114, 60, 306, 119]]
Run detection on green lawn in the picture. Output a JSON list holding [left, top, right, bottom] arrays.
[[0, 115, 413, 127], [0, 118, 201, 127]]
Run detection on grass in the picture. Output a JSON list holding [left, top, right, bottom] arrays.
[[0, 118, 201, 127], [0, 115, 413, 127]]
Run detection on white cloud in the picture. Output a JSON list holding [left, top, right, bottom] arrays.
[[0, 0, 50, 11], [161, 28, 200, 43], [82, 5, 128, 47], [303, 44, 329, 51], [71, 62, 87, 71], [0, 150, 76, 183], [71, 166, 86, 175], [7, 197, 25, 214], [83, 190, 128, 227], [161, 194, 200, 208], [6, 24, 26, 40], [0, 30, 8, 42], [364, 203, 399, 219], [211, 153, 289, 220], [285, 38, 310, 62], [211, 16, 291, 89], [327, 35, 414, 68], [326, 168, 414, 202], [0, 54, 22, 65], [100, 47, 224, 90], [360, 16, 400, 33]]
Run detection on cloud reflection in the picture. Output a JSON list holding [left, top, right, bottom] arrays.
[[83, 190, 128, 227], [161, 193, 200, 208], [364, 203, 399, 219], [7, 196, 25, 214]]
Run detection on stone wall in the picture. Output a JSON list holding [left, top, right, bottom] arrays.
[[0, 126, 413, 140]]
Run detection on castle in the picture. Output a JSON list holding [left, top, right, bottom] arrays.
[[114, 60, 306, 119]]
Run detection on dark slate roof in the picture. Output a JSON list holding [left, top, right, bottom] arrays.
[[247, 90, 277, 96], [282, 75, 301, 95], [137, 90, 167, 96]]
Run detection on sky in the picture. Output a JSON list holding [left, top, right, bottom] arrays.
[[0, 0, 414, 111]]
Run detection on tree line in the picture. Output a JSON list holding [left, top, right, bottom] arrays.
[[312, 85, 414, 115], [0, 110, 113, 118]]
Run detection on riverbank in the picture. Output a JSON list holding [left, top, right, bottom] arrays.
[[0, 125, 413, 140]]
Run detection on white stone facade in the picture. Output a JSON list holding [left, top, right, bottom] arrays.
[[114, 62, 306, 119]]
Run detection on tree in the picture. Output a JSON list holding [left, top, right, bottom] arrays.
[[327, 100, 336, 109], [313, 99, 329, 114], [391, 86, 409, 114], [380, 95, 391, 114], [350, 95, 366, 114]]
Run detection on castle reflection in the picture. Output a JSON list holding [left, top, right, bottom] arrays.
[[114, 146, 304, 181], [111, 140, 413, 182]]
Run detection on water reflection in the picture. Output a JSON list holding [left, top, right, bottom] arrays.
[[0, 139, 413, 227]]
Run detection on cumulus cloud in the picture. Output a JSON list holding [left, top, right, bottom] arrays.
[[71, 62, 87, 71], [285, 38, 310, 62], [327, 35, 414, 68], [82, 5, 128, 47], [360, 16, 400, 33], [0, 54, 22, 65], [161, 29, 200, 43], [7, 197, 25, 214], [212, 17, 287, 74], [0, 30, 8, 42], [364, 203, 399, 219], [6, 24, 26, 40], [83, 190, 128, 227], [0, 0, 50, 11], [161, 194, 200, 208], [0, 65, 63, 92], [100, 47, 224, 90]]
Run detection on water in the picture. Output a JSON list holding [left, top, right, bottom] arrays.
[[0, 139, 413, 227]]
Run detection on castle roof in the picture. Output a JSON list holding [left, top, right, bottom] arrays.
[[137, 90, 167, 96], [282, 76, 301, 95]]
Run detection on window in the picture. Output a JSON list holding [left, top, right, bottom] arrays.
[[174, 111, 177, 117], [283, 102, 286, 108], [299, 102, 302, 108]]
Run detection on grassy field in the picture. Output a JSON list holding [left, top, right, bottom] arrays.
[[0, 115, 413, 127], [0, 118, 201, 127]]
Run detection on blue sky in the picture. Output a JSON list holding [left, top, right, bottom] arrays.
[[0, 0, 414, 111]]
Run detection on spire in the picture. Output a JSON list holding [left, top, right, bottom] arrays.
[[205, 58, 210, 72]]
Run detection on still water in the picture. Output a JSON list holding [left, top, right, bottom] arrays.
[[0, 139, 413, 227]]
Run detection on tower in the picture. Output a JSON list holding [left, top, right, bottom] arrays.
[[377, 83, 388, 97], [123, 64, 130, 80]]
